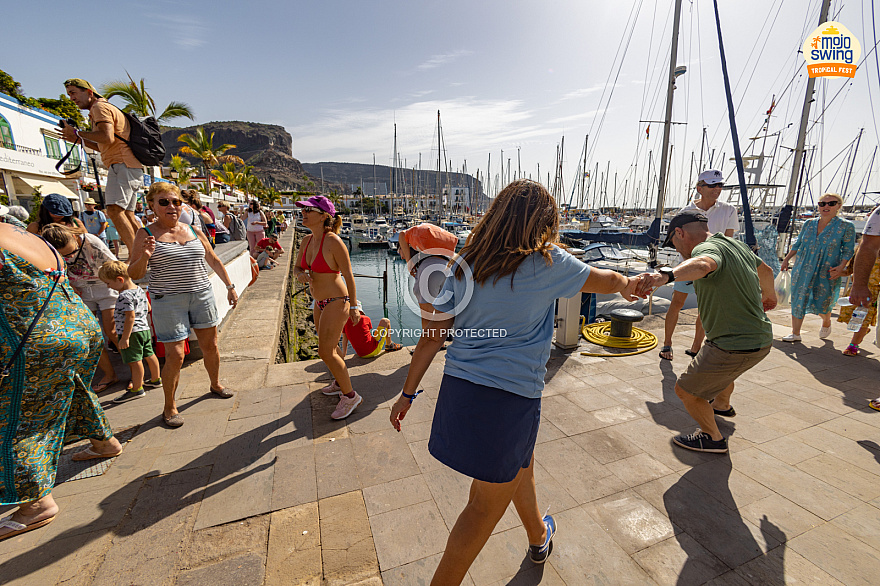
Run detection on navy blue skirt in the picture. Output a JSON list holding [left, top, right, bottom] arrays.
[[428, 374, 541, 483]]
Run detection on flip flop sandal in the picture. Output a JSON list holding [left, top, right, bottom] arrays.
[[92, 379, 120, 393], [659, 346, 673, 360], [163, 413, 184, 428], [71, 447, 123, 461], [869, 399, 880, 412], [209, 386, 235, 398], [685, 349, 699, 357], [0, 515, 55, 542]]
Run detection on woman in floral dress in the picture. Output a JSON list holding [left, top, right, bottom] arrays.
[[780, 193, 855, 342], [0, 217, 121, 542]]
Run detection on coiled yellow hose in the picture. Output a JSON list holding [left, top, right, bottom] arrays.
[[579, 322, 658, 357]]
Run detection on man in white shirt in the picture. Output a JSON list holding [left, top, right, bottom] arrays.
[[660, 169, 740, 361]]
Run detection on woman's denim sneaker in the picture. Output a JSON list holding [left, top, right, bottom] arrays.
[[529, 514, 556, 563]]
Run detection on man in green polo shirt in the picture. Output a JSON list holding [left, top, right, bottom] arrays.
[[638, 210, 776, 453]]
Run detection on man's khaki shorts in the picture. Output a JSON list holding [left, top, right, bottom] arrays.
[[106, 164, 143, 211], [677, 341, 771, 401]]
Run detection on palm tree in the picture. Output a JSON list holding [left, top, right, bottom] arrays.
[[100, 74, 195, 124], [212, 162, 241, 196], [260, 187, 282, 207], [178, 127, 243, 198], [169, 155, 196, 187], [244, 173, 263, 200]]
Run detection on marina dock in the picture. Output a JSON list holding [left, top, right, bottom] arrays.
[[1, 230, 879, 585]]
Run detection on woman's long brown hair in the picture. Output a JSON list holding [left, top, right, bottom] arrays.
[[455, 179, 559, 286]]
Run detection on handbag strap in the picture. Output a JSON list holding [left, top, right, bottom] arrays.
[[0, 237, 64, 381]]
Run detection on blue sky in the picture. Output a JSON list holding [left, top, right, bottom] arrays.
[[5, 0, 879, 207]]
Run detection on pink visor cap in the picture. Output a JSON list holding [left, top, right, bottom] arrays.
[[295, 195, 336, 216]]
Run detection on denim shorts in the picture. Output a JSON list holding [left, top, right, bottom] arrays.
[[150, 286, 220, 343]]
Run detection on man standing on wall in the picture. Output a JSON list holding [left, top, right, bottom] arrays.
[[61, 78, 142, 256], [660, 169, 739, 361]]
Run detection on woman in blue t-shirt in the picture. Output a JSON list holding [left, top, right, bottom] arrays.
[[390, 179, 643, 584]]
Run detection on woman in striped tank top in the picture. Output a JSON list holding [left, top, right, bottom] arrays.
[[128, 183, 239, 428]]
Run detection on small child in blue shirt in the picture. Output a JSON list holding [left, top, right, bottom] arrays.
[[99, 260, 162, 403]]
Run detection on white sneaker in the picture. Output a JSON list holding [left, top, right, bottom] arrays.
[[331, 392, 362, 419], [818, 326, 832, 339], [320, 380, 342, 396], [782, 333, 802, 342]]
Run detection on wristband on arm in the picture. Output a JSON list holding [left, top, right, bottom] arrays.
[[401, 390, 423, 403]]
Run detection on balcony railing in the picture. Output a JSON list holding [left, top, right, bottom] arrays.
[[1, 140, 43, 157]]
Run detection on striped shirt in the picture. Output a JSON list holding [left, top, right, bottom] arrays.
[[145, 225, 211, 295]]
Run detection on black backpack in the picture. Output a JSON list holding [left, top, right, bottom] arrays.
[[114, 106, 166, 167]]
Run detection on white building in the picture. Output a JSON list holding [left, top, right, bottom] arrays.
[[0, 91, 88, 210]]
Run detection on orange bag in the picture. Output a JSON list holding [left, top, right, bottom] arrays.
[[249, 256, 260, 285], [403, 223, 457, 256]]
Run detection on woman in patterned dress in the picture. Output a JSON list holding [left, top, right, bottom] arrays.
[[0, 217, 122, 542], [780, 193, 855, 342]]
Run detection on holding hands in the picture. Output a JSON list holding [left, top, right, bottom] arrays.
[[633, 272, 668, 298]]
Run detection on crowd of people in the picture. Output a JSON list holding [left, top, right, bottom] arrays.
[[1, 77, 878, 584], [0, 78, 245, 542]]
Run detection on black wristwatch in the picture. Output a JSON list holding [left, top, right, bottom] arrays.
[[659, 267, 676, 283]]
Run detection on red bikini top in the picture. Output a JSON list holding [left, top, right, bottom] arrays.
[[300, 232, 340, 274]]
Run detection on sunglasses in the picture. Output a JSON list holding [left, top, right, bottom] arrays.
[[157, 198, 183, 207], [703, 182, 724, 188], [818, 201, 839, 207], [301, 206, 323, 214]]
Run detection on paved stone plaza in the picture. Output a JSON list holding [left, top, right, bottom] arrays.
[[1, 239, 879, 585]]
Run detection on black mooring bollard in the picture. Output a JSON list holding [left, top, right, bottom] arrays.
[[609, 308, 644, 338]]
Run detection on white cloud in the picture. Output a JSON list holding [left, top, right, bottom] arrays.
[[559, 85, 607, 101], [416, 50, 474, 71], [151, 15, 209, 49], [290, 97, 565, 168]]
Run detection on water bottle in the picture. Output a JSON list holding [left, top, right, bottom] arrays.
[[848, 306, 868, 332]]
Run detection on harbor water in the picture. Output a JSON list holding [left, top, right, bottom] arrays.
[[349, 248, 425, 346]]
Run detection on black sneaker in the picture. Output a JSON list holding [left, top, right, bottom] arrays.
[[143, 378, 163, 389], [112, 387, 146, 404], [528, 514, 556, 564], [673, 429, 728, 453]]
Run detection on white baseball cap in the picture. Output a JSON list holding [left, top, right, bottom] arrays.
[[697, 169, 724, 185]]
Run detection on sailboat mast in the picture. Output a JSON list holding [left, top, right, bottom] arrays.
[[841, 128, 864, 203], [436, 111, 441, 219], [785, 0, 832, 206], [653, 0, 684, 222]]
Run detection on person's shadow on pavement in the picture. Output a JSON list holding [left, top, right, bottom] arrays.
[[642, 366, 788, 584], [663, 444, 786, 585]]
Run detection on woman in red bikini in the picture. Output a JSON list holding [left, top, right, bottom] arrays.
[[294, 196, 362, 419]]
